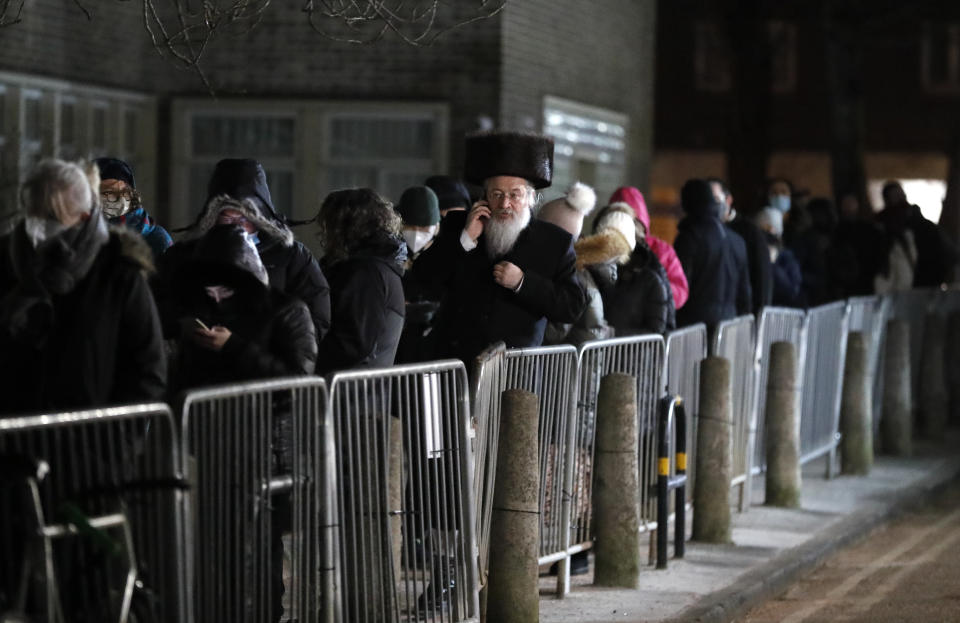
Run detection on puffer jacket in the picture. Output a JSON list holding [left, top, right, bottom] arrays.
[[596, 241, 676, 336], [609, 186, 689, 309], [317, 232, 406, 375], [167, 225, 317, 392]]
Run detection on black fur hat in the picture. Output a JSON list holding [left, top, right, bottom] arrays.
[[463, 131, 554, 189]]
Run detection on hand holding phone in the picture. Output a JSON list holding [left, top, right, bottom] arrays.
[[464, 199, 491, 242], [194, 318, 211, 331]]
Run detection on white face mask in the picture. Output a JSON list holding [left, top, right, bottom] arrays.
[[403, 227, 436, 255], [24, 216, 69, 248], [205, 285, 235, 303], [102, 197, 131, 219]]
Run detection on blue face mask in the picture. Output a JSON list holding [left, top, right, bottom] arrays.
[[769, 195, 791, 213]]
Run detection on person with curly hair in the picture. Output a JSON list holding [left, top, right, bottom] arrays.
[[314, 187, 406, 375]]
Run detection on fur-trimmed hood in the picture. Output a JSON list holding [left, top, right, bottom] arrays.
[[111, 225, 155, 277], [182, 195, 294, 247], [574, 229, 632, 270]]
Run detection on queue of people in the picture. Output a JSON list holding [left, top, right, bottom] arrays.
[[2, 132, 958, 421]]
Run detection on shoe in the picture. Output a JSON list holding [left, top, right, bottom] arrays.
[[414, 555, 456, 616]]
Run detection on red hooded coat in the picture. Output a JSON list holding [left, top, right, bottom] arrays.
[[609, 186, 689, 309]]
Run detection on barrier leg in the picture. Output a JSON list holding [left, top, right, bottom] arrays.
[[881, 319, 912, 456], [841, 332, 873, 475], [765, 342, 801, 508], [919, 313, 948, 439], [592, 373, 640, 588], [486, 389, 539, 623], [693, 357, 733, 544]]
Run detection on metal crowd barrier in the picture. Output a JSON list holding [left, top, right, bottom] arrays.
[[576, 335, 666, 542], [798, 302, 849, 474], [846, 296, 888, 441], [663, 324, 707, 505], [180, 378, 328, 623], [502, 346, 579, 595], [328, 361, 479, 622], [0, 403, 186, 623], [468, 343, 506, 594], [709, 315, 756, 511], [752, 307, 807, 475]]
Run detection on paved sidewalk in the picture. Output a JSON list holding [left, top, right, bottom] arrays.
[[538, 433, 960, 623]]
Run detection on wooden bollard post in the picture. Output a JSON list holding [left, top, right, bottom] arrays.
[[841, 332, 873, 475], [765, 341, 801, 507]]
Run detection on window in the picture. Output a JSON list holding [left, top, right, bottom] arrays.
[[326, 114, 438, 201], [922, 22, 960, 92], [0, 70, 157, 213], [543, 96, 628, 204], [171, 99, 448, 228], [694, 20, 797, 93]]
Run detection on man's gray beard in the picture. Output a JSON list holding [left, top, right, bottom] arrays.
[[484, 207, 531, 258]]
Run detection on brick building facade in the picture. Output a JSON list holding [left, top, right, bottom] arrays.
[[0, 1, 656, 247]]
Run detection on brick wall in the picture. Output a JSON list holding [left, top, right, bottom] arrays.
[[500, 0, 658, 188]]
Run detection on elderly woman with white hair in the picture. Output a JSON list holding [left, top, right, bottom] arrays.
[[0, 158, 166, 414]]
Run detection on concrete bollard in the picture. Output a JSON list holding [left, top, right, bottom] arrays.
[[693, 356, 733, 544], [919, 313, 948, 439], [764, 342, 801, 508], [592, 373, 640, 588], [947, 312, 960, 425], [881, 319, 912, 456], [388, 416, 404, 584], [841, 332, 873, 475], [486, 389, 540, 623]]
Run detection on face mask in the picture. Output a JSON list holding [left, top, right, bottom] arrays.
[[102, 197, 131, 219], [769, 195, 791, 213], [24, 216, 69, 248], [404, 227, 436, 254], [205, 285, 235, 303]]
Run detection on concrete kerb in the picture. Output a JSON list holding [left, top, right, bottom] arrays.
[[664, 457, 960, 623]]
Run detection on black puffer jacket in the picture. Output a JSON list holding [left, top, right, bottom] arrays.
[[674, 190, 752, 329], [596, 242, 676, 336], [0, 220, 166, 414], [167, 225, 317, 392], [317, 233, 406, 375]]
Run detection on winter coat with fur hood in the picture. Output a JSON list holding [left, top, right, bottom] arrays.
[[317, 232, 406, 375], [593, 236, 676, 336], [0, 216, 166, 414], [166, 225, 317, 392], [156, 195, 331, 343]]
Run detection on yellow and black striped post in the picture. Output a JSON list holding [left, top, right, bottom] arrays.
[[656, 395, 687, 569]]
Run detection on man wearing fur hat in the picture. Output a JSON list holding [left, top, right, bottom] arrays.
[[412, 131, 587, 362], [156, 158, 331, 343]]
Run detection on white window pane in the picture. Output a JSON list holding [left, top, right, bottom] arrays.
[[61, 101, 76, 146], [24, 94, 41, 142], [330, 117, 433, 159], [92, 106, 107, 149], [124, 108, 138, 154], [191, 116, 295, 158]]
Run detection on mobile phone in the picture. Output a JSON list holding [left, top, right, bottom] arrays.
[[194, 318, 211, 331]]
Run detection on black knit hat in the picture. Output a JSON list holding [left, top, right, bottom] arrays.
[[206, 158, 279, 221], [680, 178, 719, 216], [396, 186, 440, 227], [94, 157, 135, 188], [424, 175, 471, 211], [463, 131, 554, 189]]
